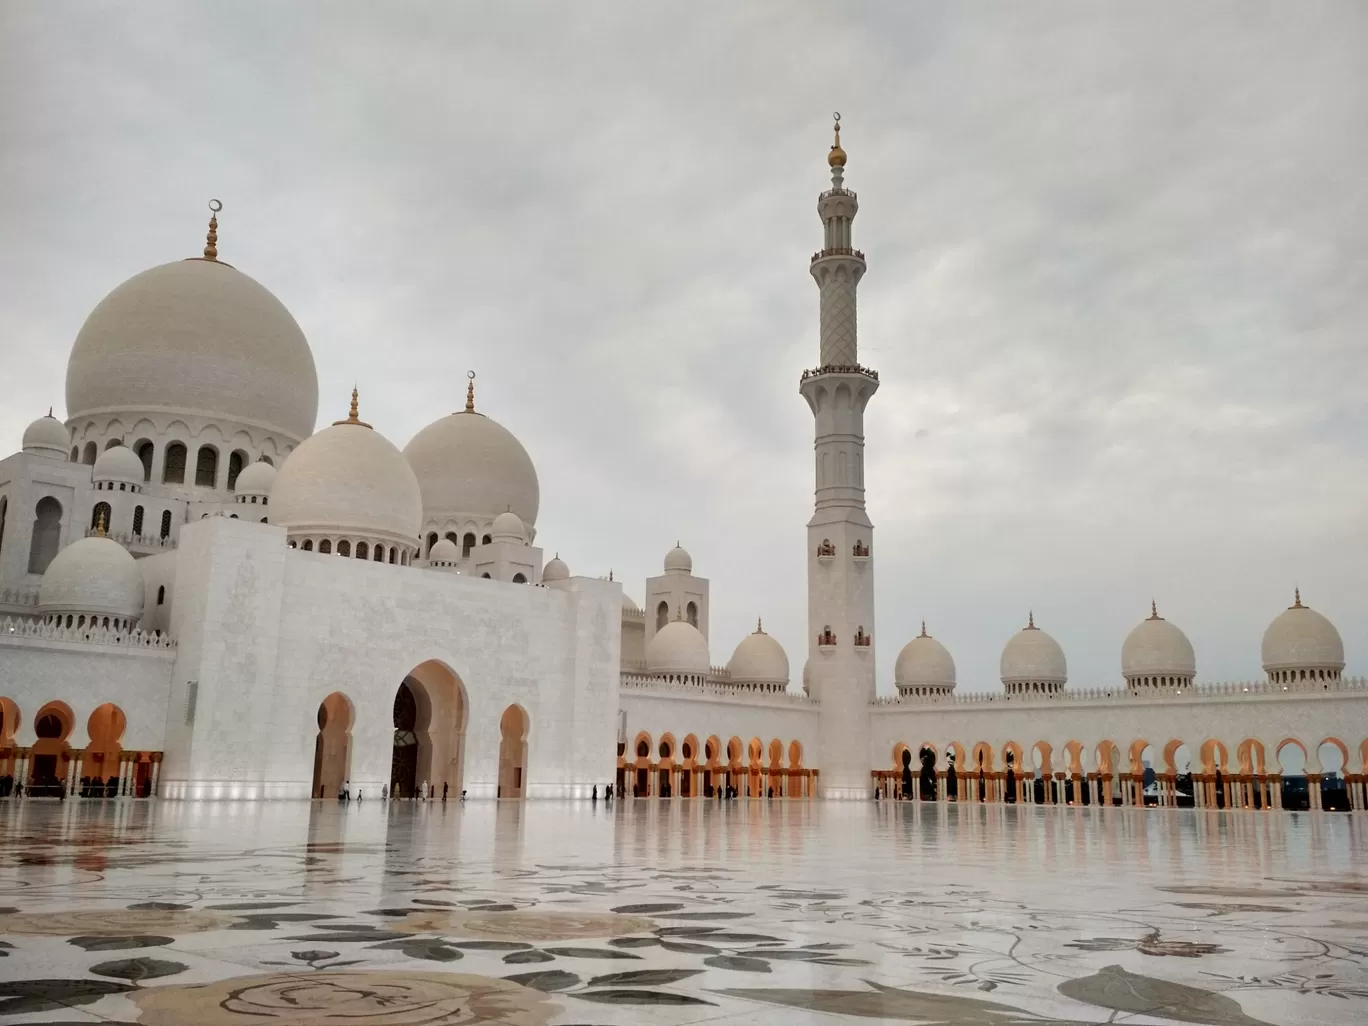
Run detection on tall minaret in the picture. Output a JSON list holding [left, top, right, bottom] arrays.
[[799, 114, 878, 800]]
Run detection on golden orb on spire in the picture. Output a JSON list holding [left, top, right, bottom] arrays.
[[333, 386, 372, 428], [827, 112, 847, 168], [203, 199, 222, 260]]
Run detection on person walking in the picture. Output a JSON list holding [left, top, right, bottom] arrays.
[[592, 785, 598, 802], [442, 782, 448, 802], [419, 780, 428, 801]]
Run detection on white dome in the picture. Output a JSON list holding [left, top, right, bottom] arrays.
[[92, 445, 145, 486], [271, 399, 421, 548], [234, 460, 276, 496], [66, 258, 319, 441], [664, 543, 692, 574], [726, 623, 789, 685], [895, 625, 957, 691], [646, 618, 711, 676], [491, 510, 525, 543], [1122, 604, 1195, 680], [38, 536, 144, 621], [802, 657, 812, 695], [428, 538, 460, 565], [403, 402, 539, 528], [1000, 615, 1067, 685], [22, 413, 69, 458], [542, 555, 569, 582], [622, 593, 641, 613], [1261, 591, 1344, 674]]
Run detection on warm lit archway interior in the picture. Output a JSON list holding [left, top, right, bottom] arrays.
[[312, 692, 354, 798], [391, 660, 467, 799], [498, 704, 529, 799]]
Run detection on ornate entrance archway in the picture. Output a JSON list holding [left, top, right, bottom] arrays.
[[390, 661, 468, 800], [498, 704, 529, 799], [312, 692, 354, 799]]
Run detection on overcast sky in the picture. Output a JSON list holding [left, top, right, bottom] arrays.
[[3, 3, 1365, 694]]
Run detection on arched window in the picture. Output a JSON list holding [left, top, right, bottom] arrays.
[[82, 441, 97, 465], [513, 572, 527, 583], [686, 601, 698, 627], [462, 532, 476, 557], [481, 534, 492, 546], [163, 442, 187, 484], [28, 496, 62, 573], [373, 545, 384, 562], [426, 532, 438, 554], [656, 601, 668, 630], [90, 501, 111, 532], [389, 549, 397, 564], [70, 446, 79, 462], [132, 505, 144, 536], [481, 572, 491, 579], [337, 540, 351, 557], [356, 541, 369, 559], [195, 445, 218, 487], [157, 585, 165, 605], [135, 440, 154, 481], [319, 539, 332, 554], [302, 539, 313, 551], [226, 450, 247, 490], [159, 509, 172, 539]]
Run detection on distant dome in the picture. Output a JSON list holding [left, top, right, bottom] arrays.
[[646, 618, 710, 677], [1000, 614, 1067, 693], [895, 624, 956, 694], [66, 258, 319, 441], [403, 394, 539, 529], [542, 555, 569, 582], [22, 413, 69, 458], [491, 510, 525, 543], [622, 593, 641, 614], [726, 623, 789, 687], [1261, 590, 1344, 679], [38, 536, 144, 623], [428, 538, 460, 567], [1122, 603, 1195, 685], [802, 657, 812, 696], [664, 543, 692, 575], [92, 445, 145, 487], [234, 460, 276, 497], [271, 397, 421, 551]]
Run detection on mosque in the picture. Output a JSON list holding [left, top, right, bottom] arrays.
[[0, 124, 1364, 810]]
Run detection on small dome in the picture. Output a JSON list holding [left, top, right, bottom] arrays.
[[1122, 603, 1195, 681], [491, 510, 525, 543], [727, 622, 789, 686], [895, 624, 956, 691], [92, 445, 146, 486], [1261, 590, 1344, 675], [22, 413, 69, 458], [1000, 614, 1067, 686], [39, 536, 144, 621], [646, 618, 710, 676], [542, 555, 569, 582], [66, 258, 319, 442], [664, 543, 692, 575], [622, 593, 641, 613], [234, 460, 276, 496], [802, 657, 812, 696], [271, 397, 421, 549], [427, 538, 460, 566]]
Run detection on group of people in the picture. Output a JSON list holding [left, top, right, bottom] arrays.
[[0, 774, 149, 799]]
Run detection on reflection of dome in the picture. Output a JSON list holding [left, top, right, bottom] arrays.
[[234, 460, 276, 497], [428, 538, 460, 567], [66, 259, 319, 441], [1000, 613, 1067, 693], [39, 536, 144, 625], [726, 622, 789, 688], [1261, 590, 1344, 680], [92, 445, 145, 487], [271, 394, 421, 552], [1122, 603, 1195, 686], [664, 543, 692, 575], [403, 400, 539, 528], [491, 510, 525, 543], [895, 623, 956, 695], [646, 618, 710, 677], [22, 413, 69, 458], [542, 555, 569, 582]]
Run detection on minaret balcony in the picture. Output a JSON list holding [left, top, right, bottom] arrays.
[[817, 629, 838, 650], [853, 631, 871, 648], [800, 364, 879, 383], [851, 541, 870, 562], [811, 246, 864, 263], [816, 540, 837, 564]]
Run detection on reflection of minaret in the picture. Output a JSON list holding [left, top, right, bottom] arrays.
[[799, 115, 879, 800]]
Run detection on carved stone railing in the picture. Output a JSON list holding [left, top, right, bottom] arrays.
[[0, 616, 176, 650], [621, 606, 645, 621], [872, 676, 1368, 708], [0, 587, 40, 607], [800, 364, 879, 382], [620, 673, 818, 706], [86, 527, 176, 550]]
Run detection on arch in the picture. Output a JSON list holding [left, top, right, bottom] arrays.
[[135, 440, 154, 481], [1161, 739, 1187, 775], [1318, 736, 1350, 771], [498, 704, 529, 799], [891, 741, 910, 771], [194, 445, 219, 487], [84, 703, 127, 795], [82, 441, 97, 465], [768, 738, 784, 767], [162, 442, 187, 484], [788, 740, 803, 767], [512, 572, 527, 584], [132, 505, 145, 536], [1032, 741, 1054, 778], [656, 601, 668, 631], [28, 496, 62, 573], [632, 731, 652, 797], [30, 700, 74, 793], [160, 509, 173, 539], [319, 539, 332, 555], [311, 692, 354, 798], [426, 532, 439, 555], [705, 735, 721, 768], [226, 449, 247, 490], [70, 446, 79, 463], [1198, 738, 1229, 774], [658, 733, 676, 762], [686, 601, 698, 628], [373, 544, 384, 561], [971, 741, 994, 772], [301, 539, 313, 552], [462, 532, 476, 558], [392, 660, 469, 800], [681, 733, 699, 765], [1236, 738, 1266, 776], [726, 736, 743, 769], [90, 501, 112, 531], [337, 540, 351, 557], [356, 541, 369, 560], [1127, 739, 1152, 775]]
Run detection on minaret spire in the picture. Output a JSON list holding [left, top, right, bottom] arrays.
[[203, 199, 222, 260]]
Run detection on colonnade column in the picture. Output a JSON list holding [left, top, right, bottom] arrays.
[[150, 755, 162, 797]]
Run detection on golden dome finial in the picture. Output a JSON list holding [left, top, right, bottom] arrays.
[[1292, 587, 1303, 609], [827, 112, 847, 168], [1026, 610, 1036, 630], [333, 386, 372, 428], [756, 617, 764, 633], [204, 199, 222, 260], [1149, 599, 1161, 620], [919, 619, 928, 638], [465, 370, 476, 413]]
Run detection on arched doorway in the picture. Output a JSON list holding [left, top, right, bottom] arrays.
[[0, 697, 20, 795], [30, 701, 74, 795], [498, 705, 529, 799], [85, 703, 126, 797], [391, 661, 467, 800], [312, 692, 354, 799]]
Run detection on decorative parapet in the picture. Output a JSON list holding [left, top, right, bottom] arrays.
[[620, 673, 817, 705], [0, 616, 176, 650], [871, 676, 1368, 708], [800, 364, 879, 383], [0, 587, 39, 607], [621, 606, 645, 621], [86, 527, 177, 551]]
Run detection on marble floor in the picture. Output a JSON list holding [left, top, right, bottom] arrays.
[[0, 799, 1364, 1025]]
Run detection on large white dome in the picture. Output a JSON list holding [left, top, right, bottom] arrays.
[[726, 622, 789, 686], [1000, 614, 1067, 687], [1121, 603, 1195, 682], [22, 413, 69, 458], [895, 624, 956, 692], [646, 618, 711, 677], [66, 258, 319, 441], [271, 396, 422, 549], [1261, 591, 1344, 676], [403, 397, 539, 528], [39, 536, 144, 622]]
